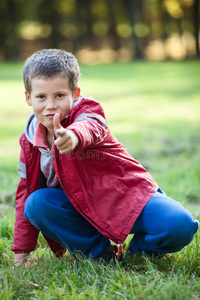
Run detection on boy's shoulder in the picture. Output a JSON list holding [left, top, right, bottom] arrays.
[[73, 95, 99, 108], [69, 96, 106, 127], [71, 96, 105, 117]]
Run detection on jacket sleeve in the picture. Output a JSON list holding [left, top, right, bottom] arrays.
[[11, 147, 39, 254], [66, 98, 109, 150]]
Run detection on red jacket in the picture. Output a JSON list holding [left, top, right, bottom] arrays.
[[12, 97, 158, 254]]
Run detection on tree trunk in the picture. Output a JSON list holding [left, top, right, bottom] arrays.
[[124, 0, 143, 59], [4, 0, 20, 60], [194, 0, 200, 57]]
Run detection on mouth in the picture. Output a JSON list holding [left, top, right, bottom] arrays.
[[45, 114, 55, 118]]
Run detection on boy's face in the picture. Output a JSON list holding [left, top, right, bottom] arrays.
[[25, 76, 80, 135]]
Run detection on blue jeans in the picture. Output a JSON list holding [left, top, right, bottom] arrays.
[[24, 188, 199, 259]]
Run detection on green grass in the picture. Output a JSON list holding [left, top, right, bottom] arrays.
[[0, 61, 200, 299]]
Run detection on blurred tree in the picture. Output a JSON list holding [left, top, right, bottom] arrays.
[[0, 0, 21, 60], [74, 0, 88, 50], [37, 0, 61, 48], [194, 0, 199, 56], [0, 0, 199, 61], [124, 0, 143, 59]]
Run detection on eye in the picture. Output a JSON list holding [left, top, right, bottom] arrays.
[[37, 95, 45, 100], [56, 94, 64, 99]]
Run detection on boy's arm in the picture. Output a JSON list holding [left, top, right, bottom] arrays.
[[11, 148, 40, 261], [68, 98, 108, 150], [12, 177, 39, 256], [14, 252, 30, 266]]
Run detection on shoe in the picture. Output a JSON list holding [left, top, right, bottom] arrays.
[[94, 245, 123, 264], [125, 243, 132, 257], [125, 243, 165, 260]]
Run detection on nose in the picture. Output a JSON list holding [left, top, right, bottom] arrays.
[[46, 98, 57, 109]]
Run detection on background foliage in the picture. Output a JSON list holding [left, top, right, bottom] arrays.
[[0, 0, 199, 62]]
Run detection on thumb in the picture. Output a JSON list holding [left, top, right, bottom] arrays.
[[53, 113, 62, 136]]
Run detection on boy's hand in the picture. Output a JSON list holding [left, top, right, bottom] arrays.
[[14, 253, 30, 267], [53, 113, 79, 154]]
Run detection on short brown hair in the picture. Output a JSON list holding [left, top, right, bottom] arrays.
[[23, 49, 80, 94]]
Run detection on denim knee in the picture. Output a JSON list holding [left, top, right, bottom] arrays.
[[24, 190, 45, 224], [165, 210, 198, 250]]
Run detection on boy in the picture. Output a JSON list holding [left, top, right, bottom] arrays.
[[12, 49, 199, 265]]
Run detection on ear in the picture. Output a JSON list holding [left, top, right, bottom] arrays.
[[25, 91, 32, 106], [73, 88, 80, 102]]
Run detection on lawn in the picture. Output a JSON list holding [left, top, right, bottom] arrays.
[[0, 60, 200, 299]]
